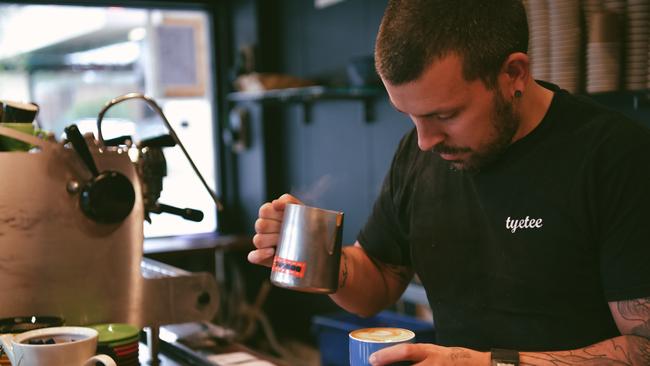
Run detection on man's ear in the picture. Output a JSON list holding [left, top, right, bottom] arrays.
[[501, 52, 530, 98]]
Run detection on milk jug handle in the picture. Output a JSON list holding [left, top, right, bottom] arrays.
[[326, 213, 344, 255]]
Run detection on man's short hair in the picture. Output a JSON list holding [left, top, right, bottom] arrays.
[[375, 0, 529, 88]]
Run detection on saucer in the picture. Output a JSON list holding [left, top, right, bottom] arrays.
[[90, 324, 140, 344]]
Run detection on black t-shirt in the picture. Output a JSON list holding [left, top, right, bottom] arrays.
[[358, 82, 650, 351]]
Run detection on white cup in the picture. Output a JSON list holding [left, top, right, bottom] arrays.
[[0, 326, 116, 366]]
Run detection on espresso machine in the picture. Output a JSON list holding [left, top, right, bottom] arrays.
[[0, 93, 222, 363]]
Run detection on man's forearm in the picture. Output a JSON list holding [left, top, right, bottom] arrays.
[[329, 245, 412, 317], [520, 335, 650, 365]]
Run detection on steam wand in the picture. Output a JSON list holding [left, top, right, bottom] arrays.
[[96, 93, 224, 211]]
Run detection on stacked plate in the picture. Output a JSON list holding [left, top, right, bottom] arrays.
[[586, 10, 622, 93], [549, 0, 582, 93], [625, 0, 649, 91], [527, 0, 551, 81], [91, 323, 140, 366]]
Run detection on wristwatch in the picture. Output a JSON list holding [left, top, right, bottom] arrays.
[[490, 348, 519, 366]]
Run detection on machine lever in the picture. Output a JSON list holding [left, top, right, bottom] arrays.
[[104, 135, 133, 146], [140, 134, 176, 148], [64, 124, 100, 177], [150, 203, 204, 222]]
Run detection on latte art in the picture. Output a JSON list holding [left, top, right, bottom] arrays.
[[349, 327, 414, 342]]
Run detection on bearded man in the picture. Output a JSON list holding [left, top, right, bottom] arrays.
[[249, 1, 650, 364]]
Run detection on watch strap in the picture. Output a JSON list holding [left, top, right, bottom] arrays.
[[490, 348, 519, 366]]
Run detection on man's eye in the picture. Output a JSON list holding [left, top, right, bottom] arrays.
[[437, 112, 456, 121]]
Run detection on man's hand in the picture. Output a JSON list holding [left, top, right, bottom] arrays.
[[247, 194, 303, 267], [369, 343, 489, 365]]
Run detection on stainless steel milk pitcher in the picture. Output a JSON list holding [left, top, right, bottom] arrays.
[[270, 203, 344, 293]]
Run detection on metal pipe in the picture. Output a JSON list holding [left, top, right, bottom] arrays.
[[96, 92, 223, 211]]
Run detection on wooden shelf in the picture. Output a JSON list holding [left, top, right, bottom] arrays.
[[227, 86, 384, 122]]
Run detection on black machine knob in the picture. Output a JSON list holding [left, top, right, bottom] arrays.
[[64, 124, 136, 224]]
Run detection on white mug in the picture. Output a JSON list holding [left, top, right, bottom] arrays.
[[0, 326, 116, 366]]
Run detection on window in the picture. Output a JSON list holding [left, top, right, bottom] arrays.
[[0, 3, 218, 237]]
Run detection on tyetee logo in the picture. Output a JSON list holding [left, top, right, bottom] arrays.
[[505, 216, 543, 233]]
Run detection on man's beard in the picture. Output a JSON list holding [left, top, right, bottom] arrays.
[[432, 90, 520, 172]]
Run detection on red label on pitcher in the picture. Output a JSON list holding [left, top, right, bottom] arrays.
[[272, 256, 306, 278]]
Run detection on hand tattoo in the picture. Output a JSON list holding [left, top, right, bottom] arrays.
[[449, 348, 471, 361]]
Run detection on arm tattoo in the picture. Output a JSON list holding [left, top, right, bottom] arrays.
[[517, 298, 650, 365], [339, 250, 348, 289], [365, 254, 413, 285], [385, 263, 413, 283], [617, 297, 650, 338], [520, 337, 650, 366], [634, 336, 650, 365]]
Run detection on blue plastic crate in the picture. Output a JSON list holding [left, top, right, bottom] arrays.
[[311, 311, 435, 366]]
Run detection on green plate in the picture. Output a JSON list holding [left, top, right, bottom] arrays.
[[98, 335, 139, 348], [90, 323, 140, 344]]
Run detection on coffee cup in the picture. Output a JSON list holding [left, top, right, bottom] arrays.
[[0, 326, 116, 366], [0, 316, 65, 335], [270, 203, 344, 293], [349, 327, 415, 366], [0, 316, 65, 365]]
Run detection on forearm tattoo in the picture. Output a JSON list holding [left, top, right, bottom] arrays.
[[618, 297, 650, 338], [518, 298, 650, 365], [519, 336, 650, 366], [339, 250, 348, 289], [520, 337, 650, 365], [384, 263, 413, 284], [364, 252, 413, 286]]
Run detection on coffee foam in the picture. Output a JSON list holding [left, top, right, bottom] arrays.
[[349, 327, 414, 343]]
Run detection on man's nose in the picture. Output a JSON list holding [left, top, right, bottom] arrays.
[[413, 118, 445, 151]]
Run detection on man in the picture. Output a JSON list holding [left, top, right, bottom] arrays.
[[248, 0, 650, 364]]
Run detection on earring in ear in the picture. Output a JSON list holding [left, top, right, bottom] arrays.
[[514, 90, 522, 98]]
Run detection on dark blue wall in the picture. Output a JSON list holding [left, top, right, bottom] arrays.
[[232, 0, 413, 245], [227, 0, 413, 342], [276, 0, 411, 246]]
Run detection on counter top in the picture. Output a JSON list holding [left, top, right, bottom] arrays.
[[144, 233, 253, 255], [138, 324, 289, 366]]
